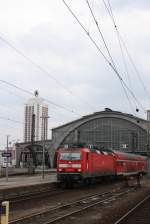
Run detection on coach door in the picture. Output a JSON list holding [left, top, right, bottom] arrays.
[[86, 152, 89, 174]]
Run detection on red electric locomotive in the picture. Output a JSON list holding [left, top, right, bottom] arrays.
[[57, 144, 148, 185]]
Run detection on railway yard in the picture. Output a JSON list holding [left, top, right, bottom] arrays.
[[1, 0, 150, 222], [0, 172, 150, 224]]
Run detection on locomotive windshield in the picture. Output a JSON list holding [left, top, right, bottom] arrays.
[[60, 152, 81, 160]]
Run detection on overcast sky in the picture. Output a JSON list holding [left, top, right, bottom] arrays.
[[0, 0, 150, 148]]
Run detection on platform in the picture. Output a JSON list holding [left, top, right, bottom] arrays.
[[0, 167, 56, 177], [0, 171, 57, 190]]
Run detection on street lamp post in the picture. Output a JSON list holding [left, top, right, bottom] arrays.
[[146, 110, 150, 175], [147, 110, 150, 156], [6, 135, 10, 182]]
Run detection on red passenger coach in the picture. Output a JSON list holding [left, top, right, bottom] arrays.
[[57, 145, 148, 185], [115, 150, 147, 176]]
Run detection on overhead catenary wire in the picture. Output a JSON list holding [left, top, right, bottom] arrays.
[[87, 0, 95, 34], [85, 0, 136, 114], [85, 0, 117, 69], [0, 85, 27, 101], [102, 0, 142, 111], [45, 99, 81, 116], [103, 0, 150, 101], [120, 81, 135, 114], [0, 82, 82, 129], [0, 116, 24, 124], [0, 34, 95, 112], [0, 2, 146, 115], [0, 80, 68, 120], [102, 0, 133, 88], [62, 0, 146, 113], [0, 79, 33, 96], [0, 79, 81, 116], [119, 35, 150, 100], [0, 104, 22, 116]]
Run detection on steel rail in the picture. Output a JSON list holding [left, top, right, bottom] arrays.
[[113, 194, 150, 224], [0, 187, 63, 204], [43, 191, 130, 224], [9, 190, 113, 223], [9, 188, 132, 224], [10, 189, 65, 204]]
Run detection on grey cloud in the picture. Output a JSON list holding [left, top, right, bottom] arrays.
[[110, 0, 150, 10], [0, 1, 150, 146]]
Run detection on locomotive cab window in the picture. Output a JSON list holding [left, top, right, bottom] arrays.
[[60, 152, 81, 160]]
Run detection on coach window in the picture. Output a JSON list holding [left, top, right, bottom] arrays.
[[117, 161, 124, 166]]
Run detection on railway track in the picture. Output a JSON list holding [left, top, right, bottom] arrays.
[[9, 188, 133, 224], [9, 188, 65, 204], [114, 194, 150, 224], [8, 179, 125, 206], [0, 187, 65, 214], [0, 184, 57, 201]]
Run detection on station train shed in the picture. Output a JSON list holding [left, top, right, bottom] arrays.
[[16, 109, 149, 168]]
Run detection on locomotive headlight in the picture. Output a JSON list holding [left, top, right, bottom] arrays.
[[78, 169, 81, 172], [58, 168, 62, 172]]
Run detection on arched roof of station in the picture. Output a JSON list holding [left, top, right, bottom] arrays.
[[52, 109, 147, 150]]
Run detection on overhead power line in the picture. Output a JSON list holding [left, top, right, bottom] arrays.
[[102, 0, 132, 87], [45, 99, 81, 116], [0, 85, 27, 101], [0, 116, 24, 124], [0, 34, 95, 112], [103, 0, 150, 101], [0, 79, 33, 96], [62, 0, 146, 113], [85, 0, 135, 114], [86, 0, 116, 69], [0, 79, 81, 116], [119, 35, 150, 99]]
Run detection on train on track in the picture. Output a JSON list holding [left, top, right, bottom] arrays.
[[57, 144, 148, 186]]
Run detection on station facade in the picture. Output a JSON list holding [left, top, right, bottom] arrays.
[[51, 109, 148, 155], [16, 109, 149, 167]]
